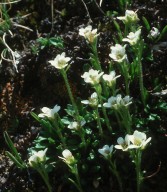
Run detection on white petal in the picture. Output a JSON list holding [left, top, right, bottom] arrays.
[[38, 114, 45, 118], [52, 105, 61, 113], [114, 145, 123, 150], [103, 103, 111, 108], [98, 149, 107, 157], [134, 130, 146, 141], [109, 145, 114, 153], [91, 92, 98, 98], [117, 137, 124, 145], [62, 149, 72, 159], [41, 107, 50, 113], [81, 100, 89, 105]]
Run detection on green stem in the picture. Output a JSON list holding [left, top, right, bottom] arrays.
[[78, 128, 86, 148], [52, 120, 66, 147], [37, 165, 52, 192], [91, 42, 109, 97], [122, 61, 130, 95], [138, 60, 146, 106], [69, 164, 84, 192], [114, 111, 123, 131], [122, 107, 132, 133], [91, 41, 102, 71], [118, 60, 130, 95], [135, 151, 142, 192], [118, 0, 124, 12], [61, 69, 86, 147], [111, 83, 116, 96], [95, 85, 112, 131], [61, 69, 80, 120], [109, 160, 123, 192], [118, 107, 132, 134], [95, 107, 103, 136], [75, 165, 83, 192], [125, 23, 129, 37], [135, 40, 147, 106]]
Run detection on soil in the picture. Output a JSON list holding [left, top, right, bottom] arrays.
[[0, 0, 167, 191]]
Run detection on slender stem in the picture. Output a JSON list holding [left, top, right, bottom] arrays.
[[118, 60, 130, 95], [61, 69, 80, 120], [91, 41, 109, 97], [109, 160, 123, 192], [95, 107, 103, 136], [138, 60, 145, 106], [78, 128, 86, 148], [111, 83, 116, 96], [135, 40, 147, 106], [119, 107, 132, 134], [37, 165, 52, 192], [74, 165, 84, 192], [122, 61, 130, 95], [91, 41, 102, 71], [135, 151, 142, 192], [114, 110, 122, 131], [69, 164, 84, 192], [61, 69, 86, 147], [125, 23, 129, 37], [95, 85, 112, 131], [118, 0, 124, 12], [52, 120, 66, 147]]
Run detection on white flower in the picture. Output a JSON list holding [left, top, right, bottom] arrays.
[[67, 120, 86, 130], [103, 71, 121, 87], [81, 69, 104, 85], [98, 145, 114, 158], [48, 52, 71, 69], [115, 131, 151, 152], [29, 148, 47, 167], [123, 29, 141, 45], [38, 105, 60, 119], [128, 130, 151, 149], [117, 10, 139, 23], [115, 135, 132, 151], [148, 27, 160, 39], [68, 121, 78, 130], [123, 95, 133, 106], [79, 25, 99, 43], [59, 149, 75, 164], [103, 94, 132, 109], [109, 44, 127, 63], [81, 92, 99, 107]]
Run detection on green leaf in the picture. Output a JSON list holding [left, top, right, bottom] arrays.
[[148, 113, 160, 121], [142, 16, 151, 32], [118, 0, 125, 12], [157, 25, 167, 41], [157, 102, 167, 111], [61, 117, 71, 125], [37, 37, 49, 46], [48, 137, 56, 144], [113, 20, 123, 41], [65, 104, 75, 116], [3, 132, 23, 164], [40, 119, 53, 133], [5, 151, 26, 169], [49, 37, 64, 48], [34, 136, 48, 142], [68, 178, 80, 191], [30, 112, 41, 123]]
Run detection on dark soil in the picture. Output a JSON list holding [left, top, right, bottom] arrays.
[[0, 0, 167, 191]]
